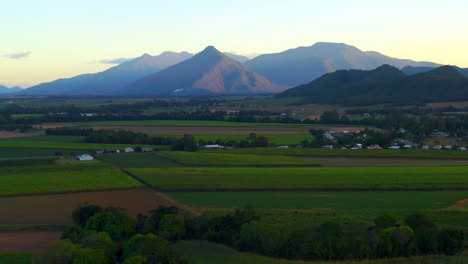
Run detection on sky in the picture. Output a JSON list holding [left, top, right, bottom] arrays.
[[1, 0, 468, 87]]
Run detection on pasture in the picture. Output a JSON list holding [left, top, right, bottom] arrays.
[[128, 166, 468, 191], [169, 191, 468, 211], [156, 152, 316, 166], [0, 140, 160, 150], [0, 161, 142, 196], [175, 240, 468, 264]]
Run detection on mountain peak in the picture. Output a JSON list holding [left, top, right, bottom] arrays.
[[200, 46, 224, 56], [429, 65, 462, 77]]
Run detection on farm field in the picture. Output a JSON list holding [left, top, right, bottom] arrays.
[[0, 135, 86, 143], [210, 147, 468, 159], [0, 189, 177, 226], [175, 240, 468, 264], [97, 152, 183, 168], [301, 157, 468, 166], [169, 191, 468, 211], [129, 166, 468, 191], [0, 233, 61, 254], [0, 253, 32, 264], [0, 161, 142, 196], [0, 140, 161, 150], [156, 151, 317, 166], [0, 148, 76, 158]]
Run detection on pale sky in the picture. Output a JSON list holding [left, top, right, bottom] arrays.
[[1, 0, 468, 87]]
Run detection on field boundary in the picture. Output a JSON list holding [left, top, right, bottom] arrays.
[[157, 187, 468, 192]]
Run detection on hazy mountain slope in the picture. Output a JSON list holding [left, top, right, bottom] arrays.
[[124, 46, 284, 95], [0, 85, 22, 94], [224, 52, 250, 63], [245, 42, 441, 86], [403, 65, 468, 77], [20, 51, 193, 95], [278, 65, 468, 105]]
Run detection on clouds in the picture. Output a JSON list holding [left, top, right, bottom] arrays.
[[4, 51, 31, 59], [99, 57, 134, 64]]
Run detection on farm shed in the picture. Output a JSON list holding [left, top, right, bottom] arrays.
[[77, 154, 94, 161]]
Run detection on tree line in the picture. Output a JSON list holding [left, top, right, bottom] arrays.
[[36, 205, 464, 264]]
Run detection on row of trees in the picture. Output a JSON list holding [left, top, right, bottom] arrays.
[[38, 205, 465, 263]]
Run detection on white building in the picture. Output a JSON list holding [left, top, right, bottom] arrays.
[[201, 144, 225, 149], [123, 148, 135, 153], [77, 154, 93, 161]]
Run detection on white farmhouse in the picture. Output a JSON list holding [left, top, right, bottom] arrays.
[[77, 154, 94, 161]]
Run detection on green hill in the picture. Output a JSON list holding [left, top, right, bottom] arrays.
[[277, 65, 468, 106]]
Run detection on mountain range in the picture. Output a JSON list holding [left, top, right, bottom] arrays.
[[124, 46, 283, 95], [20, 51, 194, 95], [245, 42, 440, 86], [278, 65, 468, 105], [0, 85, 22, 94]]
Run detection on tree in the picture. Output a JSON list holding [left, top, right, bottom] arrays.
[[81, 232, 117, 262], [183, 134, 198, 152], [159, 214, 186, 241], [148, 206, 179, 231], [122, 234, 187, 264], [378, 226, 415, 257], [72, 204, 103, 227], [34, 240, 108, 264], [374, 214, 397, 229], [61, 225, 86, 243], [405, 213, 434, 230], [85, 209, 136, 241], [437, 228, 464, 255], [123, 255, 148, 264], [318, 221, 343, 259]]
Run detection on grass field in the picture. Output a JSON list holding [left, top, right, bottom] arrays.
[[129, 166, 468, 191], [0, 148, 76, 158], [0, 254, 32, 264], [0, 161, 142, 196], [10, 114, 45, 119], [56, 120, 299, 127], [97, 152, 182, 168], [0, 140, 160, 150], [169, 191, 468, 211], [156, 152, 316, 166], [0, 159, 55, 167], [209, 148, 468, 159], [175, 240, 468, 264], [0, 135, 86, 143]]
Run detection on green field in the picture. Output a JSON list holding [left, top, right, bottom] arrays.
[[0, 254, 32, 264], [156, 152, 316, 166], [61, 120, 300, 127], [175, 241, 468, 264], [0, 159, 55, 167], [210, 148, 468, 159], [0, 161, 142, 196], [0, 135, 86, 143], [129, 166, 468, 191], [0, 148, 77, 158], [0, 140, 160, 150], [97, 152, 182, 168], [169, 191, 468, 211], [10, 114, 45, 119]]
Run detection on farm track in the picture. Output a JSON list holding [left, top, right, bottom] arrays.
[[117, 168, 201, 215]]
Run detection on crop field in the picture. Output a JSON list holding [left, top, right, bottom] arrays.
[[129, 166, 468, 191], [0, 253, 32, 263], [0, 135, 86, 143], [10, 114, 45, 120], [209, 147, 468, 159], [0, 148, 78, 158], [169, 191, 468, 211], [301, 157, 468, 167], [175, 240, 468, 264], [156, 152, 316, 166], [0, 189, 176, 225], [0, 140, 160, 150], [0, 161, 142, 196], [97, 152, 182, 168]]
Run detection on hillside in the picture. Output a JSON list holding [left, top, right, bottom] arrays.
[[0, 85, 22, 94], [245, 42, 440, 86], [20, 51, 193, 95], [123, 46, 284, 95], [403, 65, 468, 76], [278, 65, 468, 105]]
